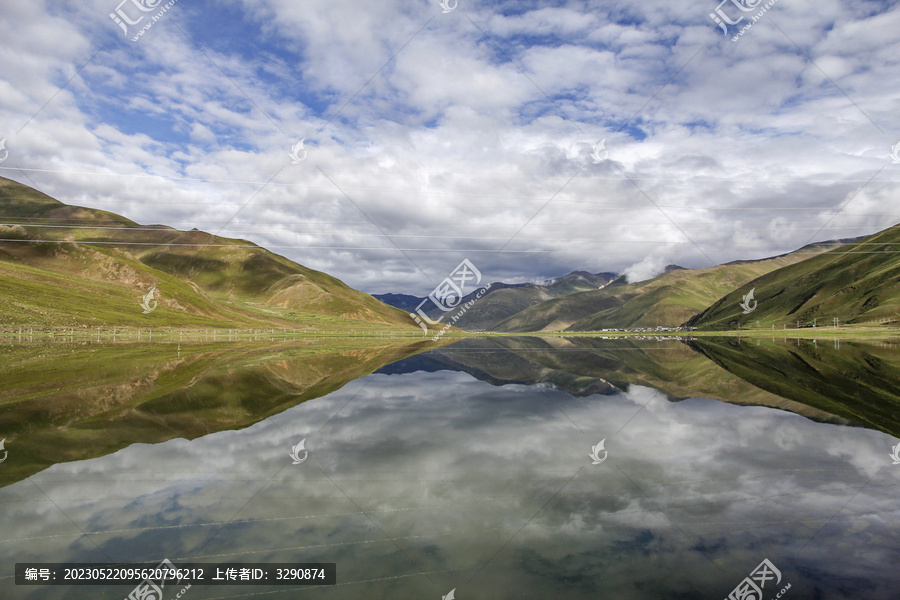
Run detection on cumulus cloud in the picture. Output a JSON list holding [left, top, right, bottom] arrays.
[[0, 0, 898, 294], [622, 253, 669, 283]]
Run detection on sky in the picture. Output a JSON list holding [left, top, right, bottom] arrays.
[[0, 0, 899, 294]]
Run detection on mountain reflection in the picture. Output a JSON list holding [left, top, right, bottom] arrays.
[[1, 336, 898, 599]]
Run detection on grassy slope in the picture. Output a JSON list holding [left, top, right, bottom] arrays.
[[569, 250, 835, 330], [493, 245, 840, 332], [0, 245, 267, 327], [492, 289, 623, 332], [436, 272, 616, 331], [688, 224, 900, 329], [0, 176, 414, 329], [452, 285, 556, 330]]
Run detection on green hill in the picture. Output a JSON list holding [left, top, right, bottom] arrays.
[[451, 271, 616, 330], [688, 223, 900, 329], [0, 176, 415, 330], [376, 271, 616, 331], [492, 245, 842, 332], [491, 286, 624, 332]]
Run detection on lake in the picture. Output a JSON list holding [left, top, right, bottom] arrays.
[[0, 336, 898, 599]]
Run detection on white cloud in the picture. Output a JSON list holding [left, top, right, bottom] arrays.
[[0, 0, 898, 294], [622, 253, 670, 283]]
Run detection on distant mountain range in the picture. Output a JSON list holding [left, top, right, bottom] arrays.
[[376, 225, 900, 332], [375, 270, 616, 330], [0, 176, 413, 329], [500, 241, 847, 332]]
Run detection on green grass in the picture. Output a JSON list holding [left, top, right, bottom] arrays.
[[689, 224, 900, 329], [0, 176, 416, 331], [490, 245, 841, 333]]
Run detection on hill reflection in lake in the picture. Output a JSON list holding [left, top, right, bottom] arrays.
[[0, 337, 898, 599]]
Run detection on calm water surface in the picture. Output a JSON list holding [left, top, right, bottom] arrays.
[[0, 337, 898, 599]]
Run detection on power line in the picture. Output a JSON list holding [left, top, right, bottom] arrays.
[[2, 222, 896, 245], [6, 166, 900, 186], [2, 213, 897, 229], [8, 192, 900, 217], [2, 238, 898, 254]]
